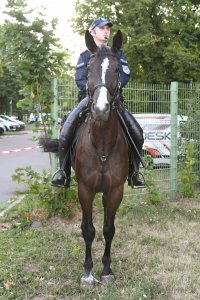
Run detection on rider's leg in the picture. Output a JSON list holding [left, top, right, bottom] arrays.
[[51, 135, 71, 188], [119, 106, 145, 188], [51, 97, 89, 188]]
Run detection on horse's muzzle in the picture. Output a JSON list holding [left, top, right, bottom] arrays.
[[91, 102, 110, 122]]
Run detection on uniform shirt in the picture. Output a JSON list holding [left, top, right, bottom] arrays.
[[75, 49, 130, 92]]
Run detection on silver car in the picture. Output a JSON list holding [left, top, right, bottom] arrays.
[[0, 115, 25, 130], [0, 117, 20, 131]]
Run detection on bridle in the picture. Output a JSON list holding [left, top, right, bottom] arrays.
[[87, 54, 121, 110], [88, 82, 120, 111], [87, 52, 121, 164]]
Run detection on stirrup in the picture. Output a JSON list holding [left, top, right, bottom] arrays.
[[130, 171, 146, 189], [51, 169, 67, 188]]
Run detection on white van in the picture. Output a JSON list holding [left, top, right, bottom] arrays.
[[134, 113, 187, 166]]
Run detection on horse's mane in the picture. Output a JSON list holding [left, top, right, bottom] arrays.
[[95, 45, 117, 60]]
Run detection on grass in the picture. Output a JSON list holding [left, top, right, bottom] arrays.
[[1, 191, 200, 299]]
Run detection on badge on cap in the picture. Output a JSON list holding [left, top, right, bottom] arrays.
[[122, 65, 130, 75]]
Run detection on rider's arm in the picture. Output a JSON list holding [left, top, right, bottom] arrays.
[[118, 51, 131, 89], [75, 51, 90, 92]]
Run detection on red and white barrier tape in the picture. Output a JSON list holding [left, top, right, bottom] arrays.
[[0, 146, 41, 155]]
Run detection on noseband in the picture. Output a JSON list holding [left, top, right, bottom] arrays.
[[88, 82, 120, 110]]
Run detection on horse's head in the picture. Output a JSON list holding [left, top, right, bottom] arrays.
[[85, 30, 123, 124]]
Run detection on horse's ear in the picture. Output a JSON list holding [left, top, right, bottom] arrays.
[[85, 30, 98, 53], [112, 30, 123, 52]]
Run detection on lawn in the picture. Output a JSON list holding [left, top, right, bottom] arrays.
[[1, 192, 200, 299]]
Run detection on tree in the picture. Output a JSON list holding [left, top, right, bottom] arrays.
[[72, 0, 200, 83], [0, 0, 70, 119], [0, 25, 22, 115]]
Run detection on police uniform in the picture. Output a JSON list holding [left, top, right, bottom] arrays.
[[75, 49, 131, 96]]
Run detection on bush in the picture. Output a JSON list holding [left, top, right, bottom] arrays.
[[178, 142, 198, 197], [12, 167, 79, 220], [144, 155, 163, 205]]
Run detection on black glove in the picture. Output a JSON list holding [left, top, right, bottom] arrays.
[[78, 89, 87, 103], [119, 89, 126, 103]]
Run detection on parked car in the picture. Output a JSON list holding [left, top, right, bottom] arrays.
[[0, 120, 6, 135], [0, 115, 25, 130], [0, 117, 20, 131]]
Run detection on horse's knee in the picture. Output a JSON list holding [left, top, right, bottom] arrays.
[[81, 223, 95, 242], [103, 225, 115, 241]]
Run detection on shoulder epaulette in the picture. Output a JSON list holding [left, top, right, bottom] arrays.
[[80, 49, 90, 56]]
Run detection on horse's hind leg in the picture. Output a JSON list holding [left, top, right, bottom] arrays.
[[78, 187, 96, 287], [101, 188, 123, 283]]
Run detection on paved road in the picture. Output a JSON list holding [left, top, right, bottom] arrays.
[[0, 130, 50, 205]]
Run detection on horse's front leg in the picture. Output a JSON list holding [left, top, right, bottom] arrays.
[[101, 187, 123, 283], [78, 184, 96, 287]]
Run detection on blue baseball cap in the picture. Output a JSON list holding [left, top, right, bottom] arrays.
[[89, 18, 113, 32]]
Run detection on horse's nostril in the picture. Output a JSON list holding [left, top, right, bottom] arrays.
[[105, 103, 110, 111]]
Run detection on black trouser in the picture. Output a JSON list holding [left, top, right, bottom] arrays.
[[58, 97, 89, 175], [119, 107, 144, 176]]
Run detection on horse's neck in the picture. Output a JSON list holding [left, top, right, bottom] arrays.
[[90, 111, 118, 152]]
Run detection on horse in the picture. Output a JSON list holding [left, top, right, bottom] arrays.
[[71, 30, 129, 287]]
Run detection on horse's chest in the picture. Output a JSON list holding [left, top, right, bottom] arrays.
[[76, 151, 126, 191], [75, 124, 128, 191]]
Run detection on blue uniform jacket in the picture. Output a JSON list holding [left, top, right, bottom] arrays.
[[75, 49, 130, 92]]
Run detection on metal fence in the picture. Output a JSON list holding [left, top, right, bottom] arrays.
[[51, 79, 200, 200]]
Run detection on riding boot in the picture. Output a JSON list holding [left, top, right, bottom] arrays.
[[119, 105, 145, 188], [51, 139, 71, 188], [128, 152, 145, 188], [51, 97, 89, 188]]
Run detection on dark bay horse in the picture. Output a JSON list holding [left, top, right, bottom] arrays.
[[72, 30, 129, 287]]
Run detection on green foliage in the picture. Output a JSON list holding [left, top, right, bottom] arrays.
[[178, 82, 200, 193], [73, 0, 200, 83], [12, 166, 79, 219], [178, 142, 198, 197], [144, 155, 163, 205], [0, 0, 70, 116], [0, 25, 22, 114]]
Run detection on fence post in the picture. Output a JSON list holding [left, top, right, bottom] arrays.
[[170, 81, 178, 200], [50, 77, 59, 176]]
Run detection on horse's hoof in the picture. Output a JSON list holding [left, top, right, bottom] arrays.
[[101, 274, 115, 284], [80, 274, 96, 289]]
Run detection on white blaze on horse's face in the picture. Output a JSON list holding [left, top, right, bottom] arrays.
[[96, 57, 110, 111], [101, 57, 109, 83]]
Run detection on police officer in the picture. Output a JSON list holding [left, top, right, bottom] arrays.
[[52, 18, 145, 188]]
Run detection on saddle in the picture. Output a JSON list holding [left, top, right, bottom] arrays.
[[70, 119, 87, 162]]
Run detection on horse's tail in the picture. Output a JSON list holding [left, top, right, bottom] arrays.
[[39, 137, 59, 153]]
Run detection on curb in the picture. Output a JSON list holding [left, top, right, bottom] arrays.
[[0, 196, 24, 218]]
